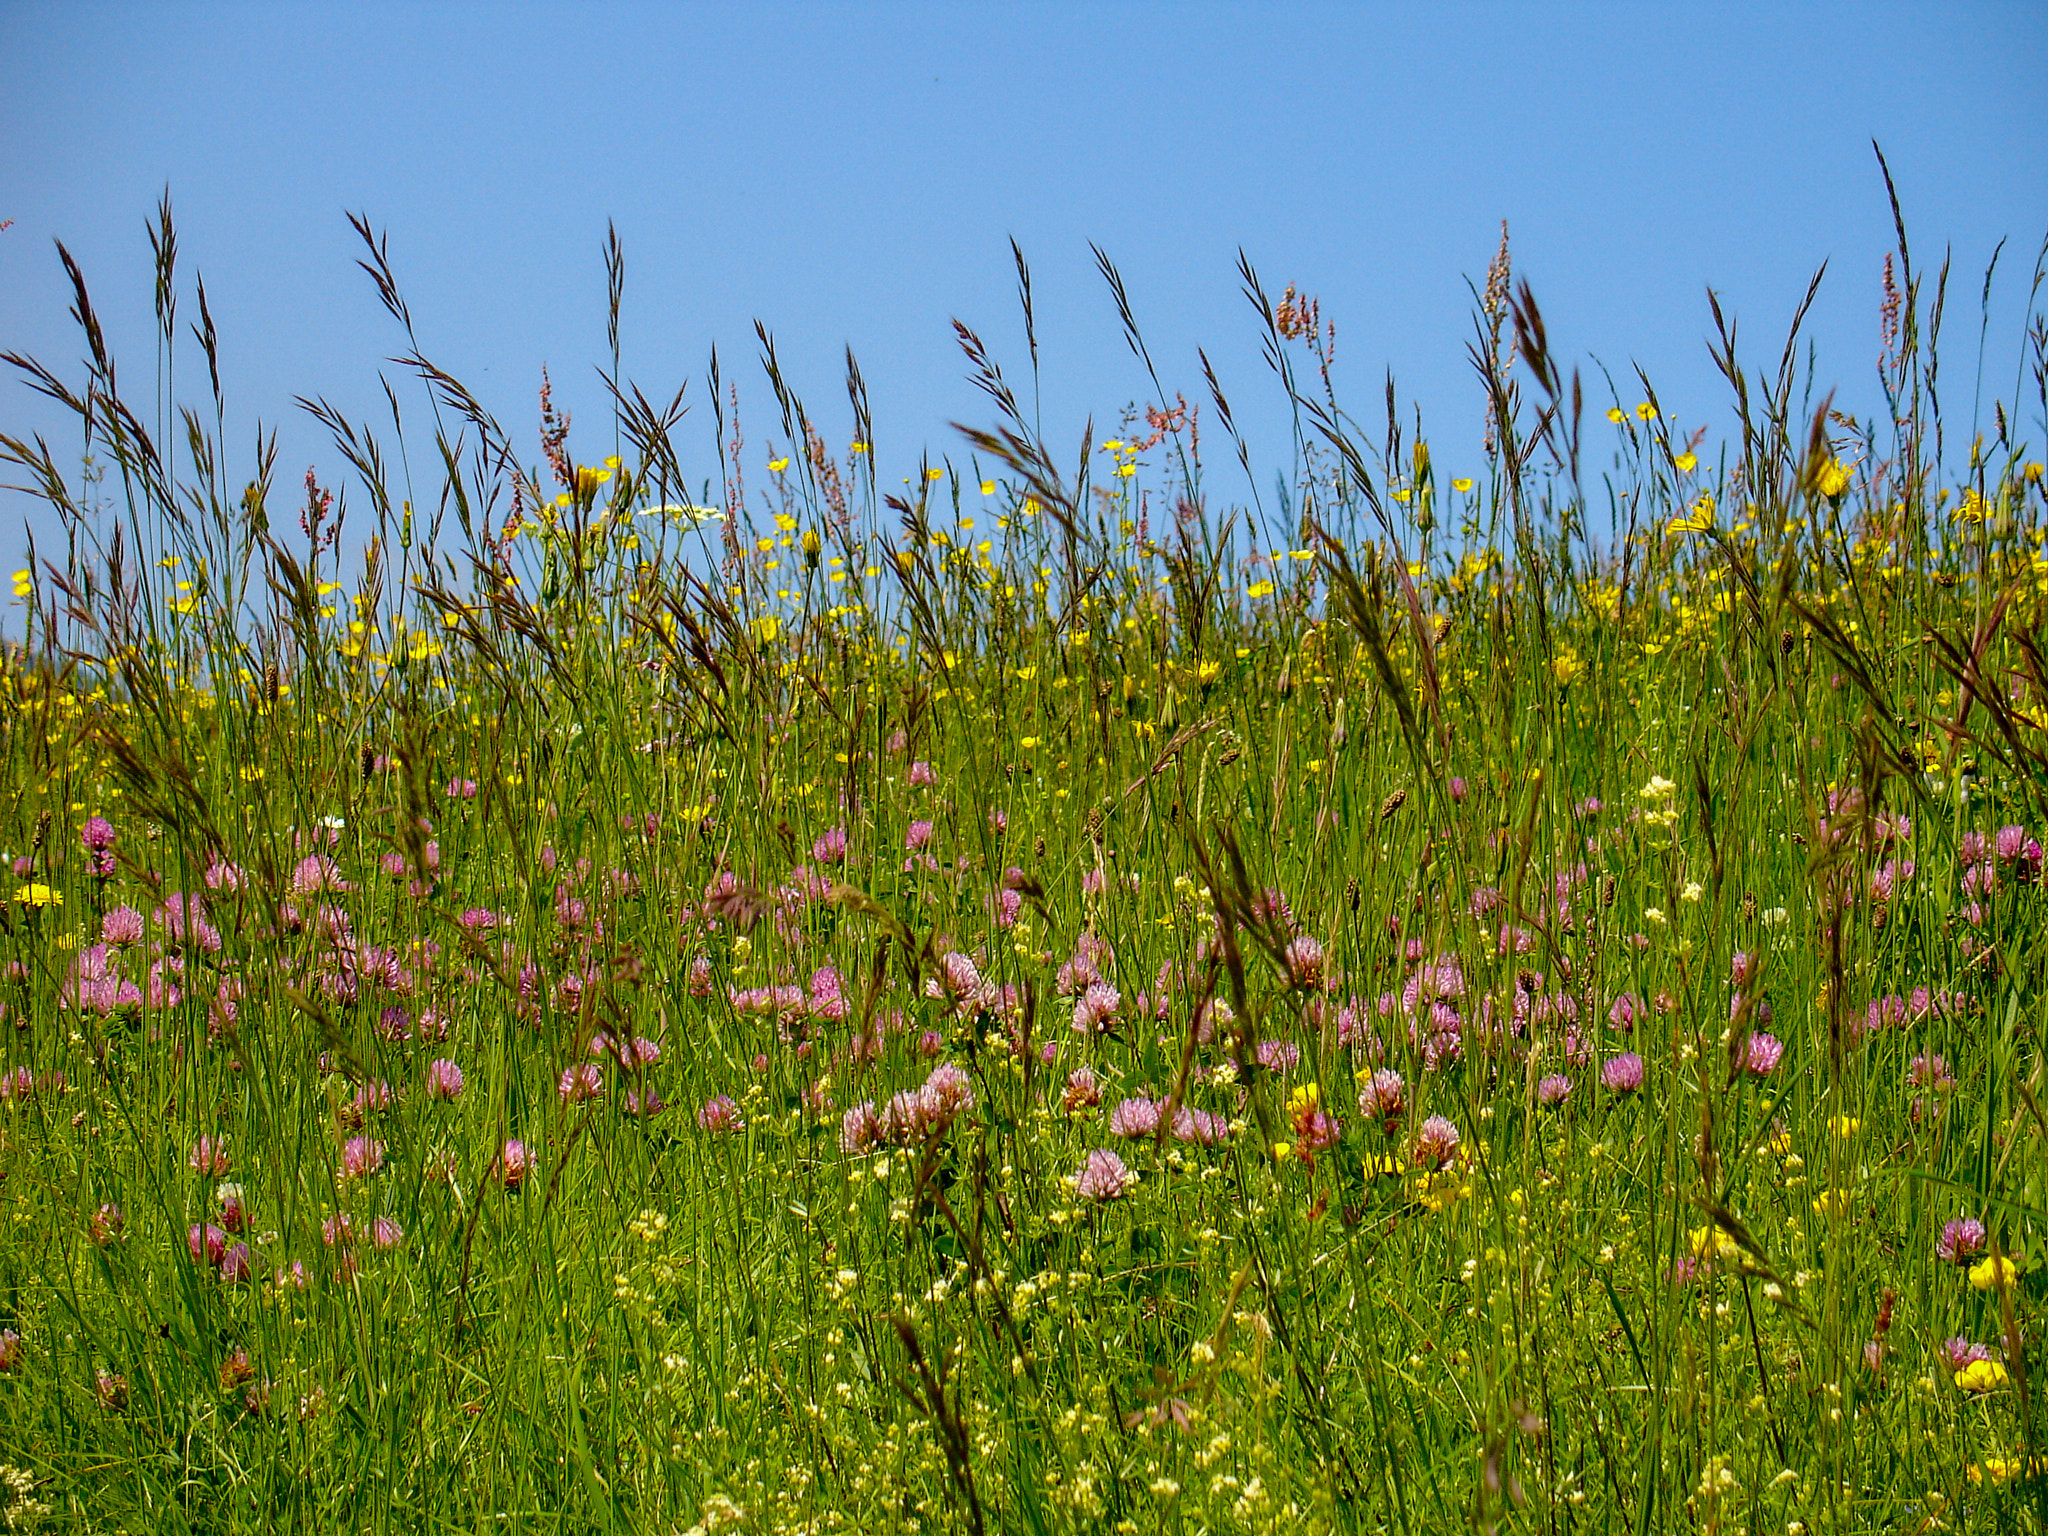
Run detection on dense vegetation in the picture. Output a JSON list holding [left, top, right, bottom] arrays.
[[3, 193, 2048, 1533]]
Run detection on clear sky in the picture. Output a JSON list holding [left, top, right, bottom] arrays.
[[2, 2, 2044, 569]]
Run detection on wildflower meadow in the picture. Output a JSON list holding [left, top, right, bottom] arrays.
[[3, 187, 2048, 1534]]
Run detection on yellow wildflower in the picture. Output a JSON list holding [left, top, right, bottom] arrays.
[[1416, 1170, 1470, 1212], [1971, 1255, 2020, 1292], [1688, 1225, 1741, 1263], [1956, 1359, 2011, 1393], [1669, 493, 1715, 534], [1971, 1455, 2048, 1485]]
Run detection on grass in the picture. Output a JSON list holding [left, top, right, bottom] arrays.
[[1, 185, 2047, 1533]]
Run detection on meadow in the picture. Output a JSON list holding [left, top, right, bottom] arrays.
[[1, 197, 2047, 1534]]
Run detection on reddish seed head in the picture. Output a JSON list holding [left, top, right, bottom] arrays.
[[89, 1203, 124, 1246]]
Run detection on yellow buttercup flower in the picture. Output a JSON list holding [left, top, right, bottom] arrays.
[[12, 883, 60, 908]]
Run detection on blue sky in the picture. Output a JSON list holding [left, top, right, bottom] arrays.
[[2, 2, 2044, 567]]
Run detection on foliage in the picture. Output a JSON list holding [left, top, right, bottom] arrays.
[[2, 189, 2048, 1533]]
